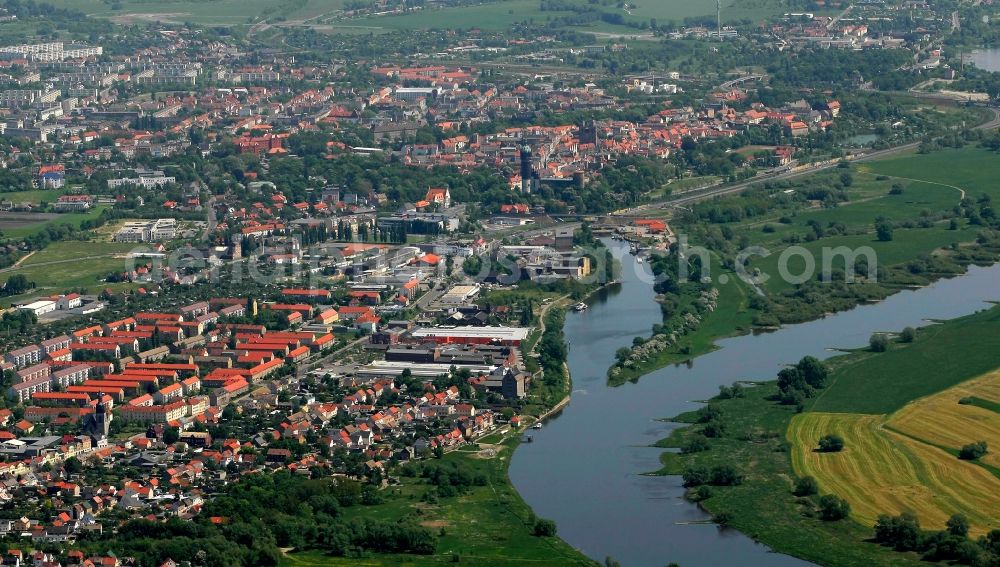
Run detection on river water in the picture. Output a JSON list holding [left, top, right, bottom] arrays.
[[509, 240, 1000, 567], [967, 48, 1000, 73]]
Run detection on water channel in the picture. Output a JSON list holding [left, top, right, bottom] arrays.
[[509, 240, 1000, 566]]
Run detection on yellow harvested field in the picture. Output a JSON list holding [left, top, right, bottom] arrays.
[[789, 412, 1000, 536], [889, 370, 1000, 468]]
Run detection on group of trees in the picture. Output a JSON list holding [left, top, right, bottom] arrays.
[[873, 512, 1000, 566], [88, 471, 436, 566], [776, 356, 829, 407], [682, 464, 744, 488], [0, 274, 34, 297]]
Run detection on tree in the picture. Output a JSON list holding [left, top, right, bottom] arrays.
[[818, 494, 851, 521], [875, 219, 894, 242], [63, 456, 83, 474], [959, 441, 988, 460], [533, 518, 557, 537], [794, 475, 819, 496], [899, 327, 916, 343], [796, 356, 828, 388], [870, 333, 889, 352], [874, 513, 923, 551], [946, 514, 969, 538], [163, 427, 180, 444], [817, 434, 844, 453], [1, 274, 33, 296], [614, 347, 631, 363]]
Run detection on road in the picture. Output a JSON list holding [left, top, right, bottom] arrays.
[[827, 3, 854, 29], [202, 196, 217, 242]]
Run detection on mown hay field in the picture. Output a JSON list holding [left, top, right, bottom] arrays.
[[788, 412, 1000, 536], [888, 369, 1000, 468]]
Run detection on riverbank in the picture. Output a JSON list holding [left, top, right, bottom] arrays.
[[512, 233, 1000, 566], [654, 304, 1000, 567], [608, 146, 1000, 387], [652, 382, 929, 567]]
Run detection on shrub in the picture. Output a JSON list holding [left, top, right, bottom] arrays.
[[702, 421, 726, 438], [532, 518, 557, 537], [709, 465, 743, 486], [818, 494, 851, 521], [899, 327, 916, 343], [870, 333, 889, 352], [959, 441, 988, 460], [817, 434, 845, 453], [693, 485, 713, 501], [794, 476, 819, 496], [681, 436, 710, 454], [713, 511, 734, 526]]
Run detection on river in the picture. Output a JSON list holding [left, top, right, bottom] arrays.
[[966, 47, 1000, 73], [509, 240, 1000, 567]]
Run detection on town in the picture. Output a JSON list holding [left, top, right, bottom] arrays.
[[0, 0, 999, 565]]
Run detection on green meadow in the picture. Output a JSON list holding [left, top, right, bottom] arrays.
[[0, 240, 137, 305], [812, 307, 1000, 415], [39, 0, 347, 25], [357, 0, 787, 32]]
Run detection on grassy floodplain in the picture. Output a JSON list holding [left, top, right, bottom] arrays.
[[614, 145, 1000, 384], [356, 0, 788, 32], [657, 306, 1000, 565]]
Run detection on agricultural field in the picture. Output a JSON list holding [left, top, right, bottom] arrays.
[[356, 0, 788, 32], [655, 382, 928, 567], [659, 305, 1000, 565], [812, 307, 1000, 414], [722, 170, 977, 293], [888, 370, 1000, 469], [0, 211, 61, 233], [788, 412, 1000, 537], [0, 206, 108, 239], [38, 0, 347, 25]]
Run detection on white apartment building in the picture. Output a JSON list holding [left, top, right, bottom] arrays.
[[113, 218, 177, 243], [0, 42, 102, 62], [107, 172, 176, 189]]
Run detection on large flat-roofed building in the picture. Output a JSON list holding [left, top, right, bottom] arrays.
[[439, 284, 480, 304], [114, 218, 177, 243], [355, 360, 497, 379], [18, 300, 56, 317], [107, 171, 176, 189], [393, 87, 439, 101], [409, 326, 530, 347], [0, 42, 102, 62], [0, 88, 59, 107]]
